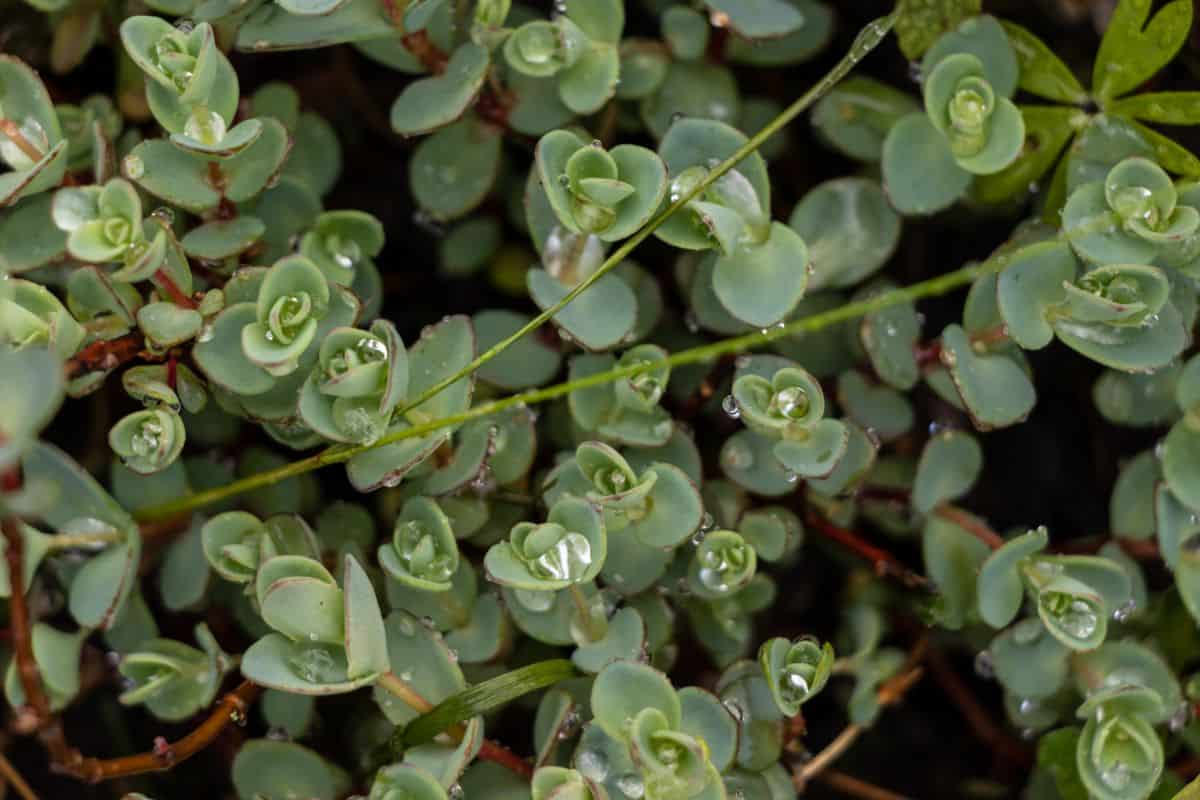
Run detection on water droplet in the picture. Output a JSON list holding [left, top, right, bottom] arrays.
[[616, 773, 645, 798], [1169, 702, 1192, 732], [151, 207, 175, 226], [530, 532, 593, 582], [288, 644, 339, 683], [448, 783, 465, 800], [721, 395, 741, 419], [1112, 598, 1136, 623], [974, 650, 994, 679], [184, 107, 228, 146], [721, 698, 744, 722], [577, 749, 609, 782], [124, 154, 145, 179], [1099, 761, 1131, 791]]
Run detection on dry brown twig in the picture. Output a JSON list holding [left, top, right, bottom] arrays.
[[791, 637, 928, 794]]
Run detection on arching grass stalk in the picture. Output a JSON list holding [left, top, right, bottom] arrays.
[[387, 11, 900, 420], [134, 260, 984, 521]]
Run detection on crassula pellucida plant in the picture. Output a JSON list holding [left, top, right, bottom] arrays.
[[4, 0, 1200, 798]]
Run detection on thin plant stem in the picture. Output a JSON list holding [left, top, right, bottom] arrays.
[[793, 642, 926, 791], [134, 260, 983, 521], [377, 671, 434, 714], [923, 644, 1032, 768], [818, 770, 911, 800], [0, 750, 40, 800], [387, 12, 900, 422], [935, 505, 1005, 550], [567, 585, 607, 643], [45, 530, 125, 551], [0, 119, 45, 163]]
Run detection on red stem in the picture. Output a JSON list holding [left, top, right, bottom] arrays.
[[476, 739, 533, 779], [153, 268, 198, 309], [63, 332, 148, 380], [923, 645, 1032, 769], [805, 512, 932, 591]]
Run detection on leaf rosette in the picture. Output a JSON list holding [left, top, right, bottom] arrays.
[[537, 131, 667, 241], [1064, 156, 1200, 266], [484, 497, 606, 592], [242, 255, 332, 377], [108, 407, 186, 475], [378, 496, 460, 592], [201, 510, 321, 584], [240, 554, 389, 694], [758, 636, 835, 716], [298, 319, 406, 445]]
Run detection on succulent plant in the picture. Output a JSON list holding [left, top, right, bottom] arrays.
[[5, 2, 1200, 799]]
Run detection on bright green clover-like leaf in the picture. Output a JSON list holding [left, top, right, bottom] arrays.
[[537, 130, 668, 242], [1093, 0, 1193, 105], [688, 529, 756, 599], [1063, 157, 1200, 266], [117, 623, 232, 721], [108, 407, 186, 475], [0, 56, 68, 207], [999, 20, 1088, 105], [200, 510, 320, 583], [241, 255, 331, 378], [893, 0, 981, 60], [758, 636, 834, 716], [484, 497, 606, 592], [379, 496, 459, 592]]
